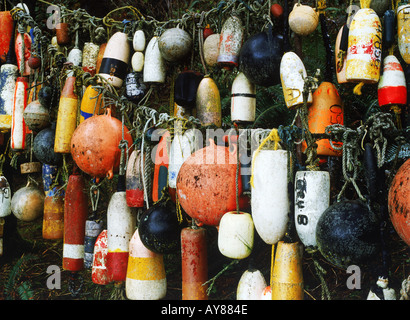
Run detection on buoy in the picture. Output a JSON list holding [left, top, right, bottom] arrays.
[[177, 139, 247, 226], [67, 46, 82, 73], [181, 226, 208, 300], [0, 11, 14, 63], [231, 72, 256, 123], [126, 149, 144, 208], [288, 3, 318, 36], [63, 168, 88, 271], [346, 5, 382, 90], [217, 15, 243, 69], [203, 33, 220, 67], [383, 10, 395, 49], [95, 42, 106, 74], [280, 51, 312, 108], [42, 164, 64, 240], [133, 29, 146, 52], [236, 268, 266, 300], [125, 228, 166, 300], [131, 52, 144, 72], [398, 3, 410, 64], [316, 199, 381, 269], [388, 158, 410, 246], [71, 108, 133, 181], [271, 241, 304, 300], [11, 77, 28, 151], [124, 72, 147, 103], [92, 229, 110, 285], [107, 175, 136, 282], [294, 170, 330, 247], [143, 36, 166, 83], [251, 149, 289, 244], [218, 211, 254, 259], [82, 42, 100, 76], [158, 27, 192, 62], [378, 55, 407, 108], [84, 219, 104, 268], [98, 32, 131, 88], [55, 22, 70, 45], [138, 199, 182, 254], [54, 76, 78, 153], [0, 176, 11, 217], [79, 85, 103, 123], [203, 24, 214, 40], [152, 130, 170, 202], [33, 123, 63, 165], [174, 70, 203, 109], [303, 81, 344, 156], [11, 181, 44, 222], [335, 24, 349, 84], [23, 99, 50, 132], [196, 76, 221, 127], [15, 32, 31, 77], [239, 27, 284, 87]]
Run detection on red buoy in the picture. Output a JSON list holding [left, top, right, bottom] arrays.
[[0, 12, 14, 63], [92, 229, 109, 285], [15, 32, 31, 77]]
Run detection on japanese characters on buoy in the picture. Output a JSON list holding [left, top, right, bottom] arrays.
[[237, 268, 267, 300], [217, 15, 243, 69], [92, 229, 109, 285], [196, 76, 221, 127], [231, 72, 256, 123], [124, 72, 147, 103], [378, 55, 407, 108], [11, 77, 28, 151], [144, 36, 166, 84]]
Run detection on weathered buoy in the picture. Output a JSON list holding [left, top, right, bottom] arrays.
[[280, 51, 312, 108], [218, 211, 254, 259], [84, 219, 104, 268], [33, 123, 63, 165], [251, 149, 289, 244], [79, 85, 103, 123], [71, 108, 133, 181], [143, 36, 166, 83], [288, 3, 319, 36], [158, 27, 192, 62], [125, 228, 166, 300], [126, 149, 144, 208], [378, 55, 407, 108], [67, 46, 82, 74], [55, 22, 70, 45], [335, 24, 349, 84], [133, 29, 146, 52], [203, 24, 214, 40], [131, 52, 144, 72], [11, 77, 28, 151], [82, 42, 100, 76], [237, 268, 266, 300], [98, 32, 131, 88], [398, 3, 410, 64], [217, 15, 243, 69], [63, 168, 88, 271], [196, 76, 221, 127], [231, 72, 256, 123], [294, 170, 330, 247], [15, 32, 31, 77], [271, 241, 304, 300], [203, 33, 220, 67], [0, 11, 14, 63], [54, 76, 78, 153], [152, 130, 170, 202], [92, 229, 110, 285], [181, 226, 208, 300], [11, 181, 44, 222], [388, 158, 410, 246], [316, 199, 381, 269], [0, 176, 11, 217], [23, 99, 50, 132], [124, 72, 147, 103], [174, 70, 203, 109]]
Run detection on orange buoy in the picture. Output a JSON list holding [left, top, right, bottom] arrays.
[[15, 32, 31, 77], [55, 22, 70, 45], [79, 85, 103, 123], [152, 130, 170, 202], [63, 168, 88, 272], [92, 229, 110, 285], [388, 158, 410, 246], [54, 76, 78, 153], [95, 43, 107, 74], [11, 77, 28, 151], [0, 11, 14, 63], [71, 108, 133, 181], [126, 149, 144, 208], [181, 226, 208, 300], [196, 76, 221, 127]]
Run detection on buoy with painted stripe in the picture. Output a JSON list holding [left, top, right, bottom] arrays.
[[82, 42, 100, 76], [271, 241, 304, 300], [23, 99, 50, 133], [15, 31, 31, 77], [0, 11, 14, 63], [125, 228, 167, 300], [181, 226, 208, 300], [196, 76, 221, 127], [98, 32, 131, 88], [335, 24, 349, 84], [84, 219, 104, 268], [11, 77, 28, 151], [398, 2, 410, 64], [231, 72, 256, 123], [92, 229, 109, 285], [251, 149, 289, 244], [143, 36, 166, 84], [217, 15, 243, 69], [294, 170, 330, 247], [378, 55, 407, 108], [79, 85, 103, 123], [54, 76, 78, 153], [280, 51, 312, 109], [126, 149, 144, 208], [237, 268, 266, 300], [107, 175, 136, 282], [0, 176, 11, 218], [218, 211, 254, 259], [63, 168, 88, 271]]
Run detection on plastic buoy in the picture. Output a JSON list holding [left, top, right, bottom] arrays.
[[158, 27, 192, 62], [126, 149, 144, 208], [251, 149, 289, 244], [181, 227, 208, 300], [124, 72, 147, 103], [217, 15, 243, 69], [378, 55, 407, 108], [84, 219, 104, 268], [33, 123, 63, 165], [388, 158, 410, 246], [231, 72, 256, 123], [95, 43, 106, 74], [196, 76, 221, 127], [125, 228, 166, 300], [79, 85, 103, 123], [23, 99, 50, 133], [133, 30, 146, 52], [152, 130, 170, 202], [237, 268, 266, 300], [0, 176, 11, 218], [144, 36, 166, 83], [92, 229, 109, 285], [383, 10, 395, 49], [218, 211, 254, 259], [11, 181, 44, 222], [15, 32, 31, 77], [54, 76, 78, 153], [288, 3, 318, 36], [0, 12, 14, 63], [398, 3, 410, 64], [335, 24, 349, 84], [174, 70, 203, 109], [82, 42, 100, 76], [11, 77, 28, 151], [56, 22, 70, 45], [271, 241, 304, 300], [63, 169, 88, 271], [203, 33, 220, 67], [131, 52, 144, 72]]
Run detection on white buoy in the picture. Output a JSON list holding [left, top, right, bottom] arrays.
[[0, 176, 11, 217], [133, 30, 146, 52], [144, 36, 166, 84], [231, 72, 256, 123], [11, 77, 28, 150], [237, 268, 266, 300], [0, 62, 18, 132]]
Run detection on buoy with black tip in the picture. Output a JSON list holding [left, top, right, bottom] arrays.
[[144, 36, 166, 84], [231, 72, 256, 123], [124, 71, 147, 103], [217, 15, 243, 69], [196, 75, 221, 127], [237, 266, 266, 300], [11, 77, 28, 151], [383, 9, 395, 50], [92, 229, 110, 285], [181, 225, 208, 300]]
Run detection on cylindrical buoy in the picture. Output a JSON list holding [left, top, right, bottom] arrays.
[[181, 226, 208, 300], [143, 36, 166, 83], [15, 32, 31, 77], [92, 229, 110, 285], [84, 219, 104, 268], [79, 85, 103, 123], [203, 33, 220, 67], [152, 130, 170, 202], [126, 149, 144, 208], [0, 12, 14, 63], [388, 158, 410, 246], [11, 77, 28, 151], [384, 10, 395, 49], [82, 42, 100, 76], [67, 46, 82, 75], [335, 24, 349, 84], [271, 241, 304, 300], [217, 15, 243, 68], [124, 72, 147, 103], [218, 211, 254, 259], [196, 76, 221, 127], [133, 29, 146, 52], [63, 169, 88, 271], [95, 43, 106, 74], [98, 32, 130, 88], [231, 72, 256, 123], [55, 22, 70, 45], [125, 228, 167, 300], [251, 149, 289, 244], [378, 55, 407, 108], [294, 171, 330, 247], [54, 76, 78, 153], [237, 268, 267, 300], [0, 176, 11, 218], [158, 27, 192, 62], [288, 3, 319, 36], [107, 175, 136, 282], [11, 181, 44, 222], [398, 3, 410, 64], [280, 52, 312, 108]]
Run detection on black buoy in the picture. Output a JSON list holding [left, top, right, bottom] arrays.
[[33, 123, 62, 165]]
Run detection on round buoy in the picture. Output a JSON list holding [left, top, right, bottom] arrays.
[[158, 27, 192, 62], [288, 3, 319, 36], [33, 123, 63, 165], [133, 30, 146, 52], [11, 182, 44, 222]]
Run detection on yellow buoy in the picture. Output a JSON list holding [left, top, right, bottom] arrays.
[[196, 76, 221, 127]]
